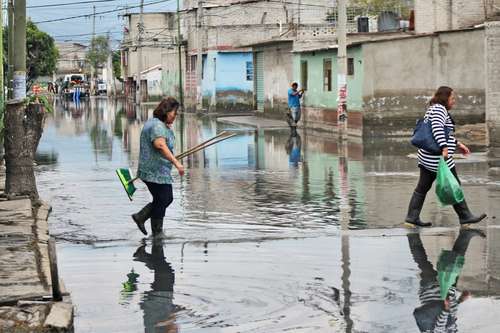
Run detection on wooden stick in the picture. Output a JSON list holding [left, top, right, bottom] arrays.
[[176, 133, 237, 160], [177, 131, 229, 159], [127, 132, 236, 184]]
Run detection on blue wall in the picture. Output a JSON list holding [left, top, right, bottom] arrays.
[[202, 51, 254, 111]]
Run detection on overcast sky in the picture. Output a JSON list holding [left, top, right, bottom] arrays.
[[23, 0, 178, 47]]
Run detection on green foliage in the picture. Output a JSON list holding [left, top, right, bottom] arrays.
[[3, 20, 59, 90], [26, 95, 54, 114], [351, 0, 411, 18], [112, 50, 122, 81], [86, 36, 110, 69]]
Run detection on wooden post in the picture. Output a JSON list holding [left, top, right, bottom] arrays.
[[48, 237, 62, 302]]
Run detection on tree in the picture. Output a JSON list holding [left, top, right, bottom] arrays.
[[2, 20, 59, 91], [112, 50, 122, 81], [352, 0, 411, 18], [86, 36, 110, 70]]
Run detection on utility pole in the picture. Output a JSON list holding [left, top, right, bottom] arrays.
[[90, 5, 96, 96], [196, 0, 203, 111], [136, 0, 144, 104], [0, 3, 4, 122], [177, 0, 184, 110], [106, 32, 115, 96], [337, 0, 348, 137], [13, 0, 27, 100], [7, 0, 14, 99]]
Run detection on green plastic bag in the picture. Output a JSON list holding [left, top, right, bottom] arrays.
[[435, 157, 464, 206]]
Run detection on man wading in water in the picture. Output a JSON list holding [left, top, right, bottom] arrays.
[[132, 97, 185, 237], [287, 82, 304, 128]]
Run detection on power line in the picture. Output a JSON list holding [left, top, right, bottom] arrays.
[[33, 0, 175, 24], [27, 0, 119, 9]]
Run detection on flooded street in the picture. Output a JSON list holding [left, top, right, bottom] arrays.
[[36, 98, 500, 332]]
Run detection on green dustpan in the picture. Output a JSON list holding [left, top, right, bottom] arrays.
[[116, 168, 137, 201]]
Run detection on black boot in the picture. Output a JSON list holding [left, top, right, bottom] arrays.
[[453, 199, 487, 226], [405, 191, 432, 227], [150, 218, 164, 237], [452, 229, 486, 255], [132, 203, 152, 235]]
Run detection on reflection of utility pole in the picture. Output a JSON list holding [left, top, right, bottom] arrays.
[[12, 0, 27, 100], [136, 0, 144, 104], [177, 0, 184, 110], [196, 0, 204, 111], [7, 0, 14, 99], [338, 138, 352, 331], [337, 0, 348, 137]]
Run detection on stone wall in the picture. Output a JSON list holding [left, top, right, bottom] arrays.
[[485, 20, 500, 164]]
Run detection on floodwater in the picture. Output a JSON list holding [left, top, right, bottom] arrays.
[[36, 98, 500, 332]]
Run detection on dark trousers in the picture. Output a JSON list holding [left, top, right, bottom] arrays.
[[144, 181, 173, 219], [415, 165, 460, 195]]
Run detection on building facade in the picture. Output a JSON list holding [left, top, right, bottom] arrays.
[[56, 42, 88, 75]]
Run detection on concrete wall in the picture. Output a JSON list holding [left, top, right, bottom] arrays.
[[362, 28, 485, 133], [56, 42, 88, 75], [256, 42, 294, 118], [160, 48, 187, 101], [415, 0, 491, 33], [292, 46, 364, 134], [485, 21, 500, 163], [123, 13, 176, 80]]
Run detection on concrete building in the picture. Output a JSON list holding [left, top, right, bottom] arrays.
[[177, 0, 339, 111], [56, 42, 88, 75], [298, 28, 485, 136], [121, 12, 177, 101], [415, 0, 500, 33], [250, 40, 294, 117]]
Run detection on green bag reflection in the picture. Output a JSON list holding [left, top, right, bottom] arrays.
[[435, 157, 464, 206], [437, 250, 464, 300]]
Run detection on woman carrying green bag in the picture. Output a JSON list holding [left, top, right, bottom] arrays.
[[405, 86, 486, 227]]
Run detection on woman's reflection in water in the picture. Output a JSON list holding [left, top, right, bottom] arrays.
[[408, 229, 485, 332], [134, 240, 179, 333]]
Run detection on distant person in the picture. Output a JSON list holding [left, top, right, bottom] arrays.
[[132, 97, 184, 237], [287, 82, 304, 127], [405, 86, 486, 227], [408, 229, 484, 332]]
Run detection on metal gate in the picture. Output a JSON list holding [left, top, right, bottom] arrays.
[[255, 52, 264, 111]]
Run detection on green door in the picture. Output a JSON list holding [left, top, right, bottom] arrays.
[[255, 52, 264, 111]]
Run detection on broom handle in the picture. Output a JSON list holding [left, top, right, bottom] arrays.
[[177, 131, 229, 159], [176, 133, 237, 160], [128, 132, 236, 184]]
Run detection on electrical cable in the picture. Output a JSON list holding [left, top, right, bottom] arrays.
[[33, 0, 176, 24]]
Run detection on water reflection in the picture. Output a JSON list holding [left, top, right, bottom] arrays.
[[409, 229, 486, 332], [134, 240, 178, 333], [35, 98, 500, 332]]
